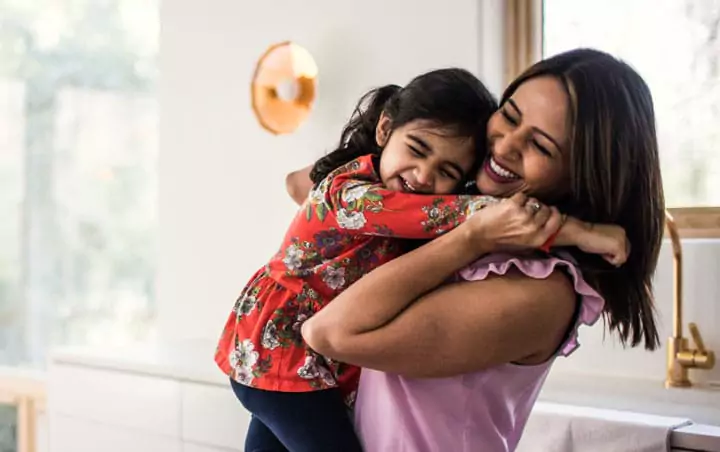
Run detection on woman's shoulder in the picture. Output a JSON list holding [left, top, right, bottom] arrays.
[[459, 252, 605, 357]]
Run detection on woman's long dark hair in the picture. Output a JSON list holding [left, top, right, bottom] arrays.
[[310, 68, 497, 184], [504, 49, 665, 350]]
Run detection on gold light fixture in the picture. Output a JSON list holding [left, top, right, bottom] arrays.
[[251, 41, 318, 135]]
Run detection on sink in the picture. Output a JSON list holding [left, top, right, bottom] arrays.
[[539, 372, 720, 425]]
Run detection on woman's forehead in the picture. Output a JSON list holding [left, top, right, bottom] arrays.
[[511, 76, 571, 148]]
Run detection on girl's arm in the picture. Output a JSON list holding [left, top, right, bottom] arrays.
[[285, 162, 629, 264], [303, 156, 497, 239], [286, 158, 497, 240], [302, 201, 577, 377], [286, 164, 314, 205]]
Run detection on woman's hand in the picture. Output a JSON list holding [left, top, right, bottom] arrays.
[[464, 193, 563, 253]]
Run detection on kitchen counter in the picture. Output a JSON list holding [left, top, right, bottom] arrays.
[[51, 341, 720, 451]]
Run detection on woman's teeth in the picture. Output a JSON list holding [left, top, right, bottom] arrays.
[[489, 157, 519, 180]]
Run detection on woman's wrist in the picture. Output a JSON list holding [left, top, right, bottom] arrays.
[[456, 221, 496, 259]]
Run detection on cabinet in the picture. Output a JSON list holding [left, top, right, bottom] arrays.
[[47, 356, 248, 452]]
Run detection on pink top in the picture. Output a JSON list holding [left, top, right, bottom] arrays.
[[354, 253, 605, 452]]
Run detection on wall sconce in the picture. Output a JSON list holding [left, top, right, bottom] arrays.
[[251, 41, 318, 135]]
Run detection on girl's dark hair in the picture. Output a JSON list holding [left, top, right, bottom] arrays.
[[310, 68, 497, 184], [504, 49, 665, 350]]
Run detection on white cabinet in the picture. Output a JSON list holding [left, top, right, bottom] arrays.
[[183, 443, 239, 452], [50, 415, 182, 452], [181, 382, 250, 450], [48, 360, 243, 452], [49, 363, 181, 437]]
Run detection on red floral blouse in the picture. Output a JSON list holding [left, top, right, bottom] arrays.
[[215, 155, 497, 403]]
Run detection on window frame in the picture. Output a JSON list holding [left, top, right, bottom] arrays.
[[504, 0, 720, 238]]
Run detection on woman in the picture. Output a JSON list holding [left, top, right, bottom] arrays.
[[294, 48, 664, 451]]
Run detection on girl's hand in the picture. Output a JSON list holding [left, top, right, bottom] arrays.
[[575, 223, 631, 267], [464, 193, 563, 253]]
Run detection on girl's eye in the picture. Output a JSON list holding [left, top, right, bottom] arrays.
[[440, 169, 458, 180]]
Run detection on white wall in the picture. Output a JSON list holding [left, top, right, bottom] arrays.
[[157, 0, 720, 385], [157, 0, 488, 341]]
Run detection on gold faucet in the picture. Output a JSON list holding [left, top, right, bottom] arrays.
[[665, 210, 715, 388]]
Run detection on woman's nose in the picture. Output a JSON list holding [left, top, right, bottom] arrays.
[[493, 131, 523, 161]]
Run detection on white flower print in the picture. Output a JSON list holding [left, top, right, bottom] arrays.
[[229, 339, 259, 370], [282, 244, 304, 271], [309, 186, 325, 204], [297, 355, 337, 386], [233, 294, 258, 316], [467, 196, 499, 217], [341, 181, 369, 203], [297, 355, 319, 380], [337, 209, 367, 230], [317, 365, 336, 386], [261, 321, 281, 350], [234, 366, 254, 385], [292, 312, 310, 334], [322, 266, 346, 290]]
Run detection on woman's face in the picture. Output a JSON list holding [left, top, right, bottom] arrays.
[[476, 76, 572, 201]]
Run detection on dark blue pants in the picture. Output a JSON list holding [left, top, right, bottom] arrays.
[[230, 379, 363, 452]]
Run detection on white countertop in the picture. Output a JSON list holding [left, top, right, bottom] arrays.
[[541, 371, 720, 425], [50, 339, 229, 386]]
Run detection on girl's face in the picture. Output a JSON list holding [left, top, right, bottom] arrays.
[[476, 76, 572, 200], [376, 115, 476, 195]]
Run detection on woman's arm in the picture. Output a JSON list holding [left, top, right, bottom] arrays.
[[306, 272, 575, 377], [302, 197, 575, 377], [286, 164, 314, 205]]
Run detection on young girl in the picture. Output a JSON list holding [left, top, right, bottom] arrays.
[[215, 68, 626, 452]]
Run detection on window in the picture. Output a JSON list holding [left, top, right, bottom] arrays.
[[0, 0, 159, 367], [0, 405, 15, 452], [505, 0, 720, 236]]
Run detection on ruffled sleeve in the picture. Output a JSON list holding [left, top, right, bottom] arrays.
[[458, 252, 604, 357]]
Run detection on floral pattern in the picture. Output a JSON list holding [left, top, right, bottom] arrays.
[[215, 155, 500, 399], [229, 339, 259, 384]]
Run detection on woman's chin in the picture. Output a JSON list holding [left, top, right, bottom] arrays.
[[476, 175, 520, 198]]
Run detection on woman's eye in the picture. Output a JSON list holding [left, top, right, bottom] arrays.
[[532, 140, 552, 156], [501, 109, 519, 126]]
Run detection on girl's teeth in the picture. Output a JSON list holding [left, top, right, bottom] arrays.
[[490, 158, 518, 179]]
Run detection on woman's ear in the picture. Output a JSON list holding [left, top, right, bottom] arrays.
[[375, 112, 392, 147]]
